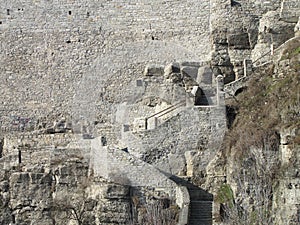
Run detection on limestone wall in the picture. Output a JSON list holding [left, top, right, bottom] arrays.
[[0, 0, 212, 133]]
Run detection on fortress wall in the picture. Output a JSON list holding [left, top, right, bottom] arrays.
[[1, 1, 297, 132], [3, 133, 76, 154], [0, 0, 211, 131]]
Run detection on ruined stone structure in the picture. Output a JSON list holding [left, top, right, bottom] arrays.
[[0, 0, 300, 224]]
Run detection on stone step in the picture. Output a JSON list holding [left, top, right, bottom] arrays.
[[189, 200, 212, 225], [189, 190, 213, 201], [189, 220, 212, 225]]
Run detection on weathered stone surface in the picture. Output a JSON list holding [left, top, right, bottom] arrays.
[[197, 66, 213, 84], [228, 33, 251, 49], [252, 11, 296, 63], [295, 16, 300, 36], [180, 62, 203, 67], [164, 62, 181, 76], [211, 29, 228, 45], [141, 96, 162, 107], [217, 66, 235, 84], [144, 64, 165, 76], [103, 184, 130, 199], [211, 48, 232, 67], [166, 72, 183, 83], [0, 1, 299, 225], [181, 66, 199, 80], [280, 0, 300, 22]]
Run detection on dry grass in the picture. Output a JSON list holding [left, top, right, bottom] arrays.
[[225, 38, 300, 157]]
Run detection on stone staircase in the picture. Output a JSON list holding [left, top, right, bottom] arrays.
[[90, 137, 177, 188], [170, 176, 213, 225], [189, 190, 213, 225], [145, 100, 186, 130]]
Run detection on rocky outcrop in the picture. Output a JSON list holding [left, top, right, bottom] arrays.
[[0, 133, 131, 225], [208, 35, 300, 224], [210, 0, 299, 81]]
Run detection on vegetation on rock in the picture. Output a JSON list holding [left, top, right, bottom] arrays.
[[220, 37, 300, 224]]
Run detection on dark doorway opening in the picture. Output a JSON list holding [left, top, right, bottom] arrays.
[[195, 88, 209, 106], [234, 86, 247, 96]]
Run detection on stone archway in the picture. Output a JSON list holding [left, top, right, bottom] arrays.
[[194, 87, 209, 106], [234, 86, 248, 96]]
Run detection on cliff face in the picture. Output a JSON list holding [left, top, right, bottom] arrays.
[[208, 36, 300, 224], [0, 136, 131, 225]]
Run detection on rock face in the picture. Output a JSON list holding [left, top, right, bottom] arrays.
[[210, 0, 299, 80], [208, 36, 300, 225], [0, 138, 135, 225]]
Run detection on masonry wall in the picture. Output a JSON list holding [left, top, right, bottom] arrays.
[[122, 106, 226, 176], [0, 0, 212, 133]]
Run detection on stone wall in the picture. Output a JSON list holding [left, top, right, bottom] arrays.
[[1, 0, 299, 131], [0, 0, 212, 133], [122, 105, 226, 176], [0, 134, 134, 225]]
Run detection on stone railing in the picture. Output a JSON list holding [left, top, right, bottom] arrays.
[[145, 100, 186, 130], [176, 186, 190, 225]]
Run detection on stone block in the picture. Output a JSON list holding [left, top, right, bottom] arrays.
[[166, 72, 182, 83], [180, 61, 202, 67], [164, 62, 181, 76], [144, 64, 164, 76], [103, 184, 130, 199], [181, 66, 199, 80], [227, 33, 251, 49], [211, 29, 228, 45], [197, 66, 213, 84], [10, 172, 30, 184], [211, 50, 232, 66], [280, 0, 300, 23]]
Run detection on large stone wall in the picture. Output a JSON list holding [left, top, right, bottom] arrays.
[[1, 0, 299, 131], [0, 0, 212, 133]]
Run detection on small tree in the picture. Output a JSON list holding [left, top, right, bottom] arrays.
[[51, 175, 97, 225], [130, 196, 179, 225], [52, 193, 97, 225]]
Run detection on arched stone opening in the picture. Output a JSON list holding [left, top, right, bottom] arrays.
[[234, 86, 247, 96], [194, 87, 209, 106]]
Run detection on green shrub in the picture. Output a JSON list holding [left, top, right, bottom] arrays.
[[215, 184, 234, 205]]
